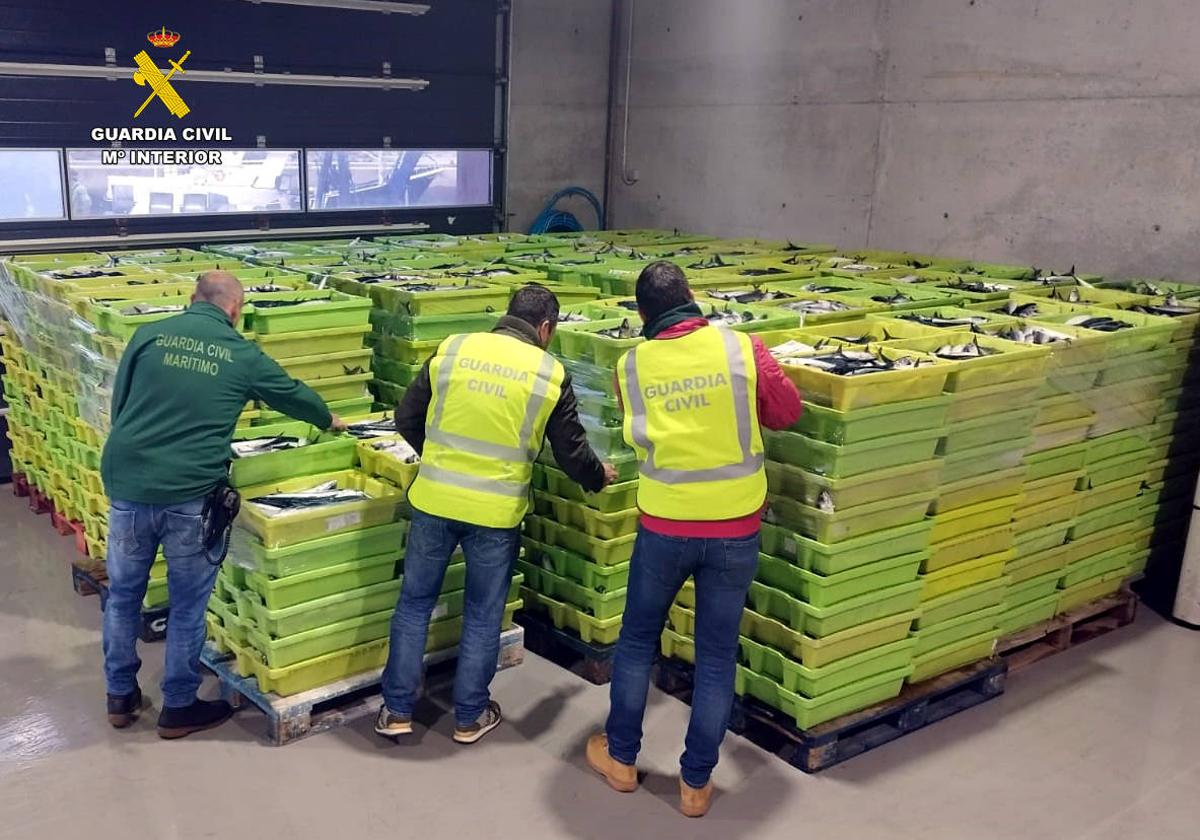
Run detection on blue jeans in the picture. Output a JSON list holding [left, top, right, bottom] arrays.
[[606, 527, 759, 788], [381, 508, 520, 727], [102, 498, 221, 708]]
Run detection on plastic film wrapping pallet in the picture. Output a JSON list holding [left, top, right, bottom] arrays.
[[653, 655, 1007, 774], [70, 562, 170, 642], [198, 625, 524, 746], [996, 587, 1138, 673]]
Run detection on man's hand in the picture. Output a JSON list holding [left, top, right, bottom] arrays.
[[602, 463, 618, 487], [328, 414, 348, 433]]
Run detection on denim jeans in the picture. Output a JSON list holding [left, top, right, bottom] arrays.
[[381, 508, 520, 727], [606, 526, 759, 788], [102, 498, 221, 708]]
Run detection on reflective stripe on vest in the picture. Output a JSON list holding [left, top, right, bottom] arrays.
[[426, 334, 559, 465], [623, 327, 763, 484], [415, 463, 528, 498]]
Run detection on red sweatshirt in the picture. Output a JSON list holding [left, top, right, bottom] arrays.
[[621, 318, 803, 538]]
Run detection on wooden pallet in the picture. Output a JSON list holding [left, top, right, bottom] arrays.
[[997, 589, 1138, 673], [11, 472, 29, 497], [515, 609, 616, 684], [70, 562, 170, 642], [200, 625, 526, 745], [655, 655, 1007, 774]]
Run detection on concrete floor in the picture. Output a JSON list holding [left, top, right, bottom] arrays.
[[1, 490, 1198, 840]]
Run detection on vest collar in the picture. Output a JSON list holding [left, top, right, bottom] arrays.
[[493, 314, 543, 347]]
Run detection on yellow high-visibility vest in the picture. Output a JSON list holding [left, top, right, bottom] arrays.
[[616, 326, 766, 521], [409, 332, 564, 528]]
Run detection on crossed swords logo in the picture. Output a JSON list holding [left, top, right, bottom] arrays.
[[132, 48, 192, 119]]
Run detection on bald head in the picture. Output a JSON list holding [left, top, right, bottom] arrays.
[[193, 270, 245, 324]]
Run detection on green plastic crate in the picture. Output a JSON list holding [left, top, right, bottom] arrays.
[[520, 587, 622, 644], [930, 495, 1021, 544], [537, 464, 638, 512], [1024, 441, 1089, 482], [1084, 451, 1151, 488], [375, 334, 442, 364], [1068, 497, 1143, 540], [765, 427, 943, 478], [246, 608, 395, 668], [926, 525, 1012, 571], [524, 539, 631, 592], [913, 604, 1003, 657], [803, 580, 923, 638], [737, 635, 917, 699], [938, 408, 1038, 456], [915, 577, 1008, 628], [1038, 393, 1097, 425], [756, 550, 924, 608], [736, 664, 911, 730], [276, 349, 373, 381], [921, 550, 1011, 600], [1060, 545, 1133, 589], [526, 515, 637, 566], [759, 520, 933, 575], [1077, 474, 1144, 515], [248, 291, 372, 335], [940, 437, 1032, 484], [907, 631, 998, 683], [1028, 417, 1092, 453], [237, 470, 404, 549], [229, 429, 358, 489], [1005, 563, 1065, 605], [776, 349, 952, 411], [253, 325, 372, 361], [1012, 519, 1072, 560], [304, 372, 373, 403], [766, 490, 937, 544], [946, 379, 1041, 424], [372, 310, 499, 341], [237, 576, 403, 636], [788, 394, 952, 445], [1013, 493, 1080, 534], [883, 333, 1050, 392], [532, 492, 639, 539], [739, 604, 919, 669], [766, 458, 942, 510], [996, 593, 1059, 636], [515, 560, 625, 619], [229, 521, 406, 577], [1057, 570, 1127, 614], [930, 467, 1026, 515], [241, 553, 398, 610]]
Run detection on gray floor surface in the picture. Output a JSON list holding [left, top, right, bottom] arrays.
[[1, 490, 1198, 839]]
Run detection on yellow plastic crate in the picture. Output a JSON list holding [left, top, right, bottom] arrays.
[[776, 350, 951, 411], [237, 470, 404, 549], [921, 550, 1012, 601]]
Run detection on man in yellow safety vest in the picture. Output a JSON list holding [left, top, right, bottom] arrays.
[[586, 261, 802, 817], [377, 284, 616, 744]]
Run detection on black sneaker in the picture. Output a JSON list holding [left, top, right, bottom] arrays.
[[374, 705, 414, 738], [107, 687, 144, 729], [156, 699, 234, 740], [453, 701, 502, 745]]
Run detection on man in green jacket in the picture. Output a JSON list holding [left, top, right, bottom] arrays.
[[100, 271, 345, 738]]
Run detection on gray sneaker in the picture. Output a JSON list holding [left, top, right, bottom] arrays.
[[453, 701, 502, 744], [374, 705, 413, 738]]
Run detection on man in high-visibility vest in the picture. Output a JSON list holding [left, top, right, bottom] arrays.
[[587, 261, 802, 817], [377, 285, 616, 744]]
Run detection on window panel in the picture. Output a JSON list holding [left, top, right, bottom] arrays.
[[65, 149, 303, 218], [0, 149, 66, 222], [305, 149, 492, 212]]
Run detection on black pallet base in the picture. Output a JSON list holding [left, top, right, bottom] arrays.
[[655, 655, 1007, 774], [71, 562, 169, 642], [515, 609, 616, 685]]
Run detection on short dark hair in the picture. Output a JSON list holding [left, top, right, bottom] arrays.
[[508, 283, 560, 328], [635, 260, 692, 321]]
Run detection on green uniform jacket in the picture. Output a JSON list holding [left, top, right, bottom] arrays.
[[101, 302, 333, 504]]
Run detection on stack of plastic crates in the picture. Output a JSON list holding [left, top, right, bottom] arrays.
[[519, 315, 644, 649], [850, 314, 1050, 677], [661, 334, 954, 731], [205, 469, 419, 697]]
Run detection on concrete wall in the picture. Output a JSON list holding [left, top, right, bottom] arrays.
[[506, 0, 613, 232], [606, 0, 1200, 277]]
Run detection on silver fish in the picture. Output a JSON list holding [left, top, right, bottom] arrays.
[[817, 490, 836, 513], [231, 435, 307, 458], [120, 303, 185, 316]]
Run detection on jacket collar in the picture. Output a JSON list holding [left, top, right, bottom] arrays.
[[188, 301, 234, 326], [492, 314, 543, 348]]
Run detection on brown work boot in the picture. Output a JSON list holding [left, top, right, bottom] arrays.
[[680, 778, 714, 818], [586, 733, 638, 792]]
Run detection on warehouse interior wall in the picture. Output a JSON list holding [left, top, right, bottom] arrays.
[[602, 0, 1200, 278], [507, 0, 614, 232]]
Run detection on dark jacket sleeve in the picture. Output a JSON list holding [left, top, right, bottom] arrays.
[[248, 349, 334, 430], [394, 358, 433, 454], [545, 373, 607, 493]]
